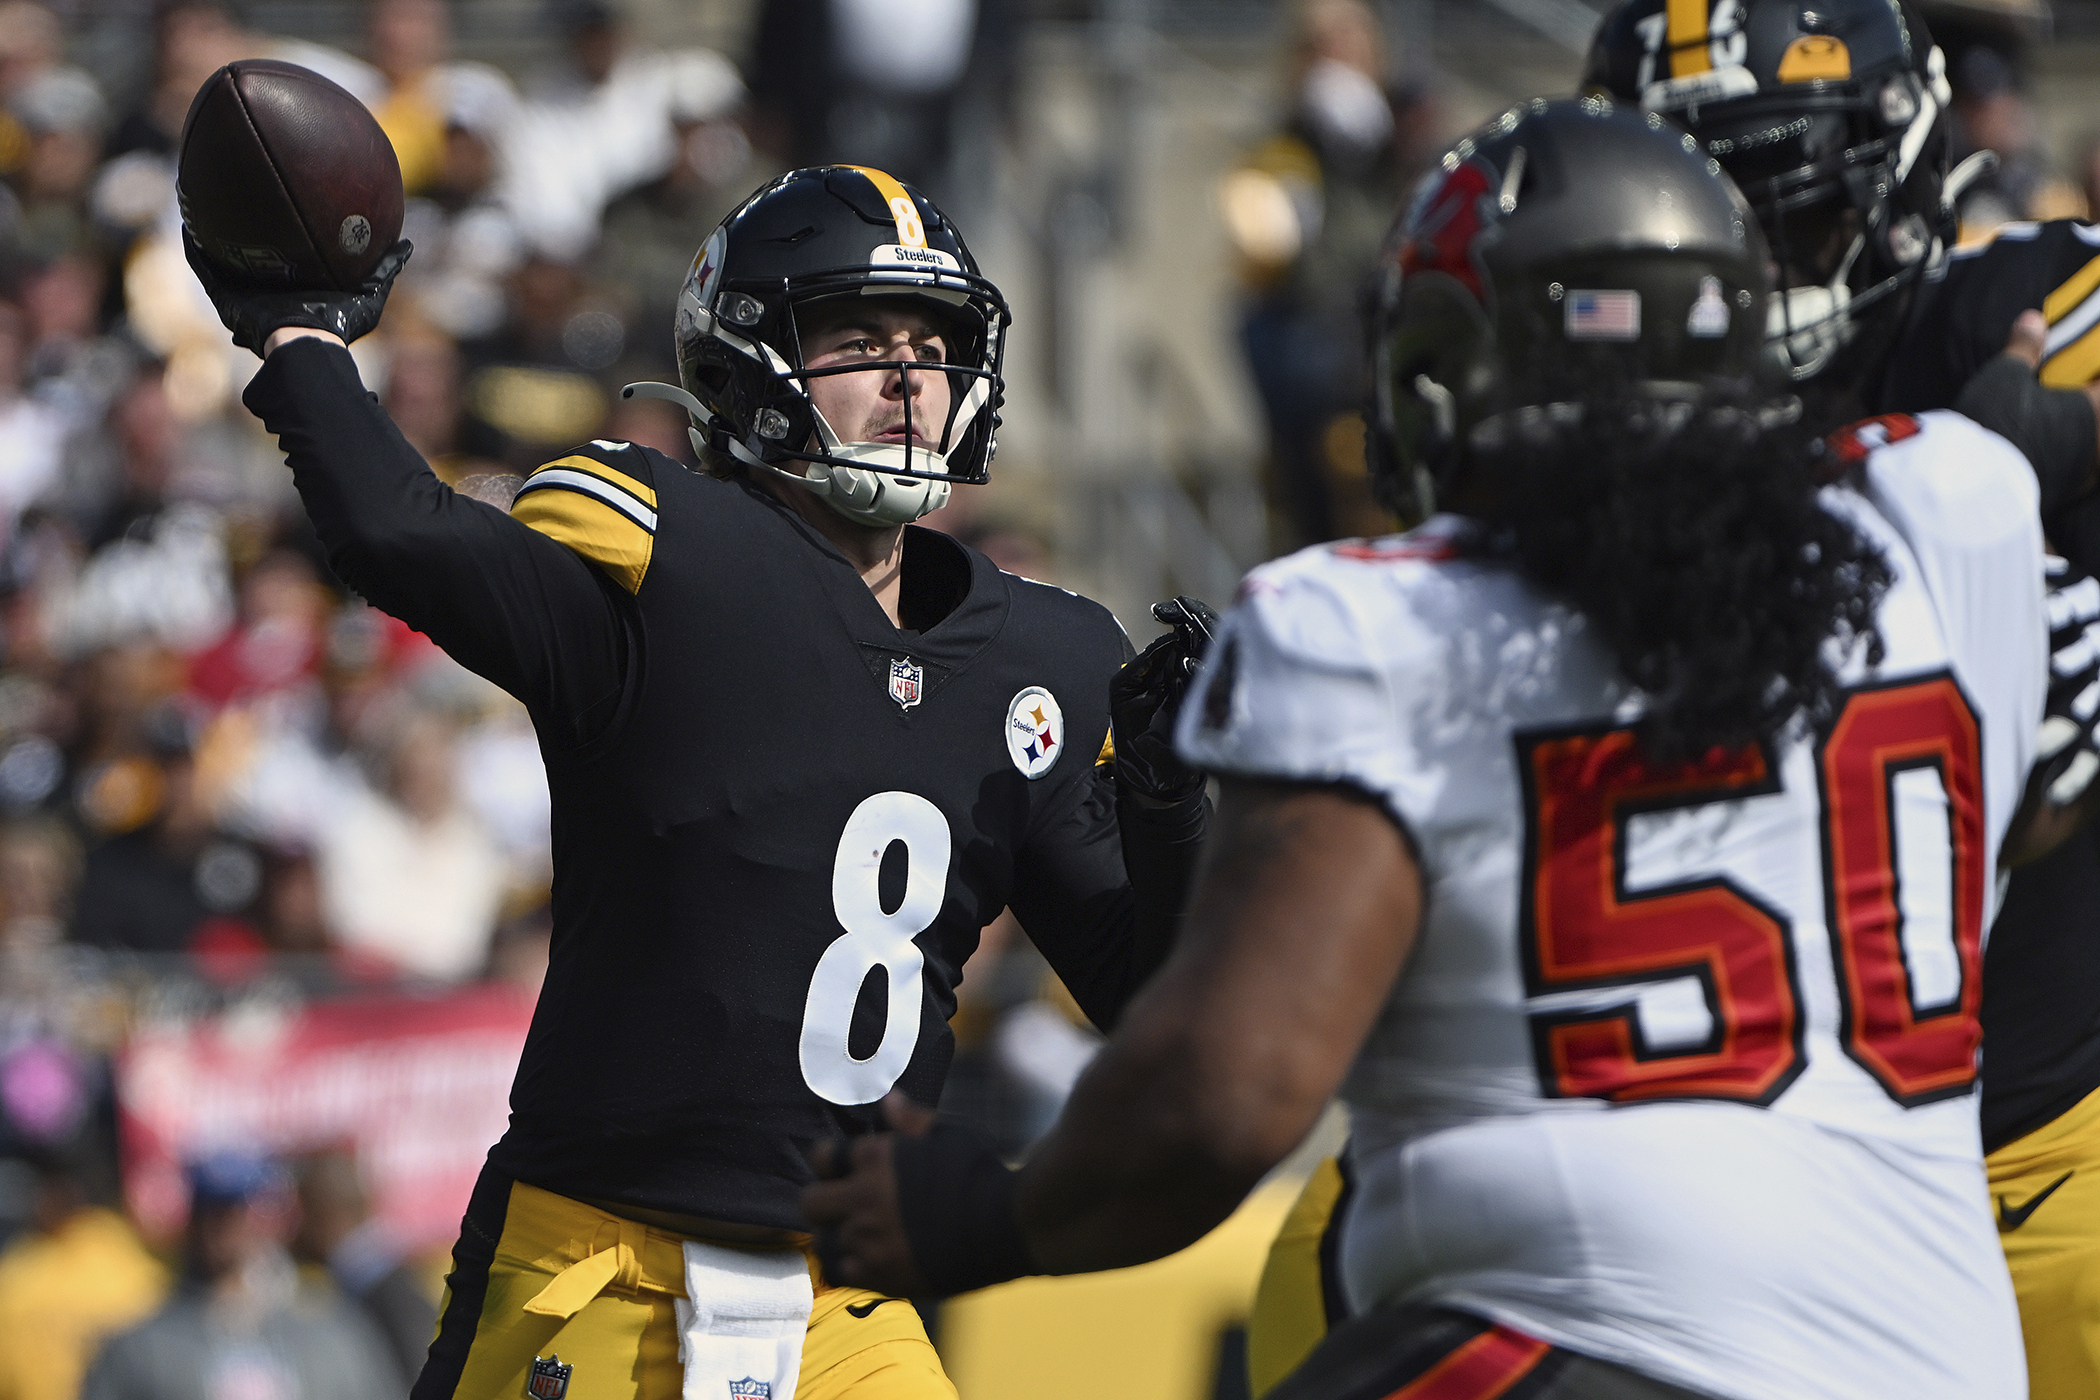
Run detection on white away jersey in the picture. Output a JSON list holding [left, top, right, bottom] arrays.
[[1178, 411, 2044, 1400]]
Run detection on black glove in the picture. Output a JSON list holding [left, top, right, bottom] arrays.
[[888, 1119, 1037, 1297], [183, 230, 412, 356], [1109, 595, 1218, 804], [2037, 552, 2100, 808]]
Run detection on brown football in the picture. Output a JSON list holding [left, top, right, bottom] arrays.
[[178, 60, 404, 291]]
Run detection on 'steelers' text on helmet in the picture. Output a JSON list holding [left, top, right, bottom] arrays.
[[1582, 0, 1952, 387], [627, 165, 1011, 528], [1368, 97, 1771, 522]]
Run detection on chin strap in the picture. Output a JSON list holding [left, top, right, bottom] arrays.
[[622, 380, 953, 527]]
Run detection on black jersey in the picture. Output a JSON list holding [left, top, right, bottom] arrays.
[[246, 341, 1182, 1231], [1878, 220, 2100, 1151], [1882, 219, 2100, 425]]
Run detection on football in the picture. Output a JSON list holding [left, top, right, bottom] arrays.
[[177, 60, 403, 292]]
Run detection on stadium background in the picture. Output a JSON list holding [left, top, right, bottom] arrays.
[[0, 0, 2066, 1396]]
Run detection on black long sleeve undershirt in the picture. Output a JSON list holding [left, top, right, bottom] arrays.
[[244, 338, 635, 749]]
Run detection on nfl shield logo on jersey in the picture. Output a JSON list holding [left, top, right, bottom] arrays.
[[889, 656, 923, 709], [728, 1381, 771, 1399], [527, 1356, 572, 1400]]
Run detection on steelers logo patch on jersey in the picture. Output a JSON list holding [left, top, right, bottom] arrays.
[[1005, 686, 1064, 778]]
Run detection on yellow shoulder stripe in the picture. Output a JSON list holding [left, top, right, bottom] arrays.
[[1097, 730, 1115, 767], [512, 489, 654, 594], [534, 454, 657, 509], [2044, 324, 2100, 389]]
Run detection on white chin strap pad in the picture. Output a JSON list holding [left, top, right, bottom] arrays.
[[731, 437, 953, 527]]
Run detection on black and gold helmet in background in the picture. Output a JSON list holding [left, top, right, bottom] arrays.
[[1583, 0, 1954, 388]]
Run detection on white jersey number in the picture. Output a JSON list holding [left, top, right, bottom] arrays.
[[799, 791, 951, 1105]]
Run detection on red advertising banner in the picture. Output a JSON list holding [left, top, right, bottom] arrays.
[[116, 982, 535, 1247]]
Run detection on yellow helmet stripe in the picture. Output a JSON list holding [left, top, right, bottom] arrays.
[[845, 165, 928, 249], [1666, 0, 1712, 77]]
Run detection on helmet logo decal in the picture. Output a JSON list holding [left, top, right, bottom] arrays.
[[1687, 277, 1731, 338], [1777, 35, 1850, 83], [1399, 159, 1494, 305], [1565, 290, 1642, 341]]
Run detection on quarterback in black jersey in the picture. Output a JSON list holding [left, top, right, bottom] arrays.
[[195, 166, 1210, 1400], [1578, 4, 2100, 1397]]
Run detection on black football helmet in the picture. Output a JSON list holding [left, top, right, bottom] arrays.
[[626, 166, 1011, 527], [1367, 97, 1770, 521], [1582, 0, 1953, 386]]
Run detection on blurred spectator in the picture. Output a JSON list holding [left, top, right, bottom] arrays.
[[10, 66, 104, 265], [0, 1148, 166, 1400], [367, 0, 524, 206], [748, 0, 1018, 209], [80, 1152, 391, 1400], [72, 703, 262, 955], [22, 253, 134, 439], [1220, 0, 1440, 549], [1946, 41, 2080, 238], [502, 1, 742, 260], [378, 327, 504, 481], [289, 1150, 431, 1393], [596, 66, 764, 345], [316, 703, 502, 982], [0, 817, 75, 949], [0, 3, 67, 188], [0, 299, 66, 550], [367, 0, 453, 197], [185, 548, 326, 721], [458, 253, 618, 468], [395, 79, 525, 343], [57, 370, 233, 661]]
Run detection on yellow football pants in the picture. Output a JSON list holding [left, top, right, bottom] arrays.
[[1245, 1157, 1350, 1399], [418, 1177, 955, 1400], [1991, 1085, 2100, 1400]]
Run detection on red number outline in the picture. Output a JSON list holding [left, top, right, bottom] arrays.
[[1813, 672, 1986, 1107], [1516, 672, 1987, 1111], [1516, 725, 1804, 1105]]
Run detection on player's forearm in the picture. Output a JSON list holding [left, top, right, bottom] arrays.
[[1117, 787, 1209, 991], [1013, 976, 1299, 1272]]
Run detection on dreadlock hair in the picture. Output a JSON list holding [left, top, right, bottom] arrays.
[[1468, 390, 1891, 762]]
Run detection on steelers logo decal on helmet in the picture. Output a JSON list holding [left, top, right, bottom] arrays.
[[1006, 687, 1064, 779]]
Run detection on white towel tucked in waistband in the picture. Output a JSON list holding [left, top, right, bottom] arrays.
[[675, 1241, 815, 1400]]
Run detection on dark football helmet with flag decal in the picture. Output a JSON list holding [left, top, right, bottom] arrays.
[[625, 165, 1011, 528], [1366, 97, 1769, 522]]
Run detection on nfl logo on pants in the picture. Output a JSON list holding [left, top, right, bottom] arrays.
[[528, 1357, 572, 1400], [728, 1382, 771, 1399]]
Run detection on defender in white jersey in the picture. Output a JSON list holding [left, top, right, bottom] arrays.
[[802, 101, 2046, 1399], [1177, 410, 2039, 1397]]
